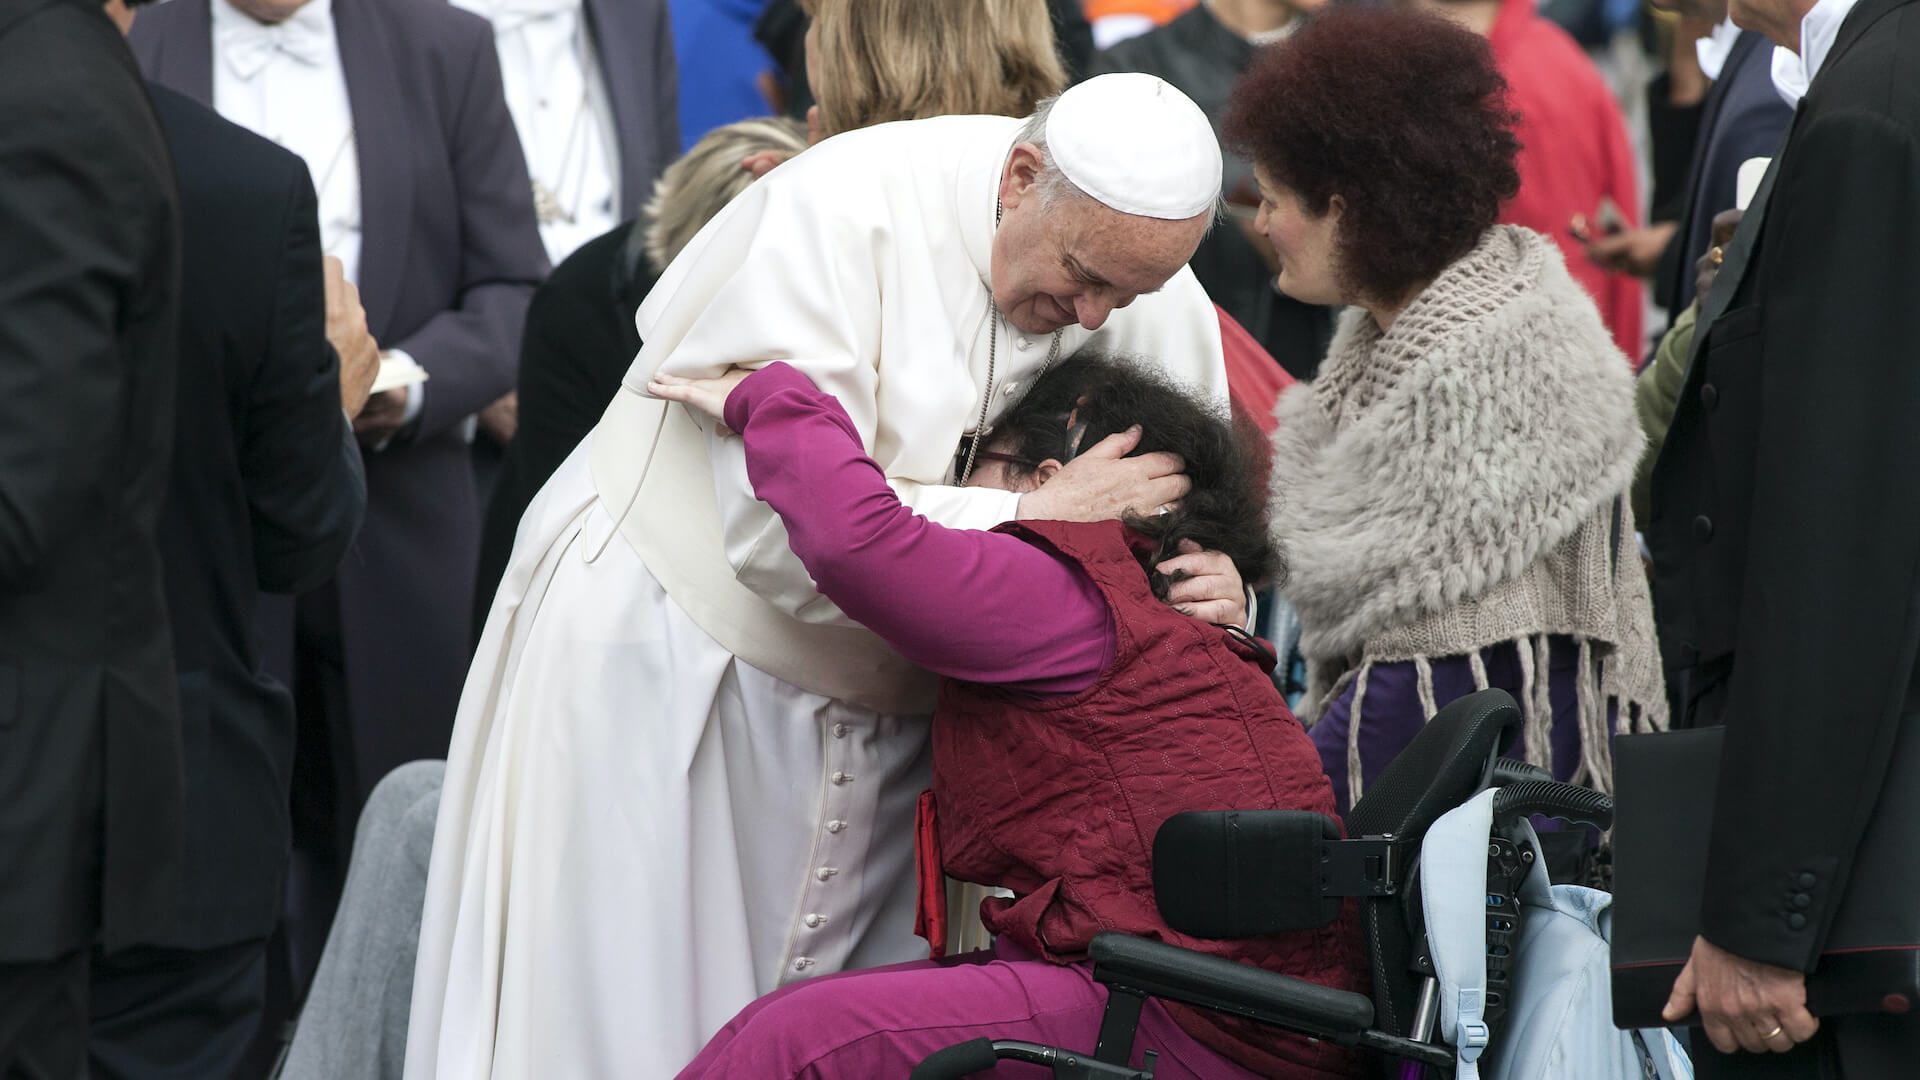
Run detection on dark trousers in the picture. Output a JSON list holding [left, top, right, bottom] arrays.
[[0, 952, 87, 1080], [1694, 1013, 1920, 1080], [87, 939, 267, 1080]]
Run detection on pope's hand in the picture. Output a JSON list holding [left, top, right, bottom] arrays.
[[1158, 539, 1247, 625], [647, 368, 756, 431], [1015, 425, 1190, 523], [1663, 935, 1818, 1054]]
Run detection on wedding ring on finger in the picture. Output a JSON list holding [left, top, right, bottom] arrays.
[[1760, 1024, 1784, 1041], [1708, 245, 1725, 267]]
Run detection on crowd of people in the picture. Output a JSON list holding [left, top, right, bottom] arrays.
[[1, 0, 1915, 1078]]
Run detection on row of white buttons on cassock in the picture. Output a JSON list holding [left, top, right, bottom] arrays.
[[791, 719, 857, 974]]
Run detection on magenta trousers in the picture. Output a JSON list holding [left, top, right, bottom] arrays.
[[675, 938, 1264, 1079]]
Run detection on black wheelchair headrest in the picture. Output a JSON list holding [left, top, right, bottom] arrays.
[[1343, 688, 1520, 843], [1153, 810, 1345, 939]]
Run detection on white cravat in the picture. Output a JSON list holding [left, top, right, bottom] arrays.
[[1770, 0, 1863, 105], [451, 0, 620, 265], [1695, 16, 1742, 81], [211, 0, 361, 286]]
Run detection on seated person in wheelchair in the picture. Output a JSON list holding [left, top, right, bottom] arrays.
[[648, 354, 1368, 1079]]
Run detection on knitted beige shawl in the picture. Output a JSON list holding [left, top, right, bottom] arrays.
[[1270, 226, 1667, 798]]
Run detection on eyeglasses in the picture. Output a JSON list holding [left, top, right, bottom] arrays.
[[971, 450, 1037, 471]]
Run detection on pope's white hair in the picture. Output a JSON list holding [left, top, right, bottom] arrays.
[[1015, 95, 1223, 233]]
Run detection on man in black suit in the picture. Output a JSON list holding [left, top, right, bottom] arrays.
[[82, 26, 378, 1070], [1649, 0, 1920, 1071], [0, 0, 181, 1073], [1590, 0, 1792, 323]]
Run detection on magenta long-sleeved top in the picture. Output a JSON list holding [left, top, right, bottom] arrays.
[[721, 363, 1113, 695]]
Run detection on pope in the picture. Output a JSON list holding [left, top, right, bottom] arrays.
[[408, 73, 1238, 1078]]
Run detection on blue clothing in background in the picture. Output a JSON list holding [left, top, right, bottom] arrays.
[[669, 0, 777, 150]]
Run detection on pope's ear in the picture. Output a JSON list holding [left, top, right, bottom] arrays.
[[999, 142, 1045, 210], [1032, 458, 1064, 487]]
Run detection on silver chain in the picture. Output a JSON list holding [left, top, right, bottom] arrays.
[[958, 201, 1064, 485]]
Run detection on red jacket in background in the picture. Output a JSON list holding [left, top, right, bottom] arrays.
[[1219, 303, 1295, 434], [1489, 0, 1644, 361], [931, 519, 1368, 1080]]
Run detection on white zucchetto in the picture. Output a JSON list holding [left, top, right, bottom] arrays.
[[1045, 73, 1222, 220]]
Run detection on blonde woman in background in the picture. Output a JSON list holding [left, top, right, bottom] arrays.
[[801, 0, 1064, 139]]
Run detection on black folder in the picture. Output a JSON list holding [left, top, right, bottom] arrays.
[[1610, 725, 1920, 1029]]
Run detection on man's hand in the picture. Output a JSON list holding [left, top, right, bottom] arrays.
[[478, 391, 518, 445], [1587, 221, 1677, 278], [1696, 208, 1744, 302], [324, 255, 379, 417], [353, 386, 409, 448], [1014, 426, 1190, 523], [1158, 539, 1246, 625], [1663, 935, 1819, 1054]]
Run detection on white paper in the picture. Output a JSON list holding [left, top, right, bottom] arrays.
[[369, 353, 429, 395], [1736, 157, 1770, 212]]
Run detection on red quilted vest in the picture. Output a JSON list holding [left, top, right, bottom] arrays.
[[929, 519, 1368, 1079]]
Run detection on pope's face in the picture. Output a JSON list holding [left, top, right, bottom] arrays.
[[990, 144, 1209, 337]]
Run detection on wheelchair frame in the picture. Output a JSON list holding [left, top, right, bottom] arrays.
[[909, 689, 1614, 1080]]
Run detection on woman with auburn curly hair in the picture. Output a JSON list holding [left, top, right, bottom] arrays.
[[1224, 7, 1667, 812]]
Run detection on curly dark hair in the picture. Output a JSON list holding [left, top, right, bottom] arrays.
[[988, 353, 1282, 597], [1222, 7, 1522, 307]]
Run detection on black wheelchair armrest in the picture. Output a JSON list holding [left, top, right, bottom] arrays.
[[1088, 932, 1373, 1038], [1088, 934, 1457, 1070], [1492, 779, 1613, 832]]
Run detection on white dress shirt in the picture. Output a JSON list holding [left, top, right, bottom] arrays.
[[451, 0, 621, 265], [1771, 0, 1864, 104], [212, 0, 360, 284], [213, 0, 426, 424], [1697, 16, 1743, 81]]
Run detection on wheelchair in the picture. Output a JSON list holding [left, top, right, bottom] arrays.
[[910, 688, 1614, 1079]]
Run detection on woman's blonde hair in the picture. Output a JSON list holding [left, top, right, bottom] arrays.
[[641, 116, 810, 273], [801, 0, 1066, 139]]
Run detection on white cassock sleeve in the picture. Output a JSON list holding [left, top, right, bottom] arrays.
[[635, 167, 1026, 627]]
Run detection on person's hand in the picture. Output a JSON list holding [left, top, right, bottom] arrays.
[[647, 368, 756, 431], [324, 255, 379, 417], [1015, 426, 1190, 523], [1663, 935, 1819, 1054], [353, 386, 409, 448], [1158, 539, 1247, 625], [1587, 222, 1676, 278], [478, 391, 518, 445], [740, 149, 796, 180], [1696, 208, 1744, 301]]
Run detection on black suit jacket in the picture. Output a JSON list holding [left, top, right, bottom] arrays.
[[134, 0, 549, 806], [1648, 0, 1920, 972], [1656, 29, 1794, 316], [474, 221, 651, 635], [0, 0, 182, 959], [147, 85, 367, 949]]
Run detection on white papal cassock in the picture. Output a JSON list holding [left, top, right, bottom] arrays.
[[406, 112, 1228, 1078]]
